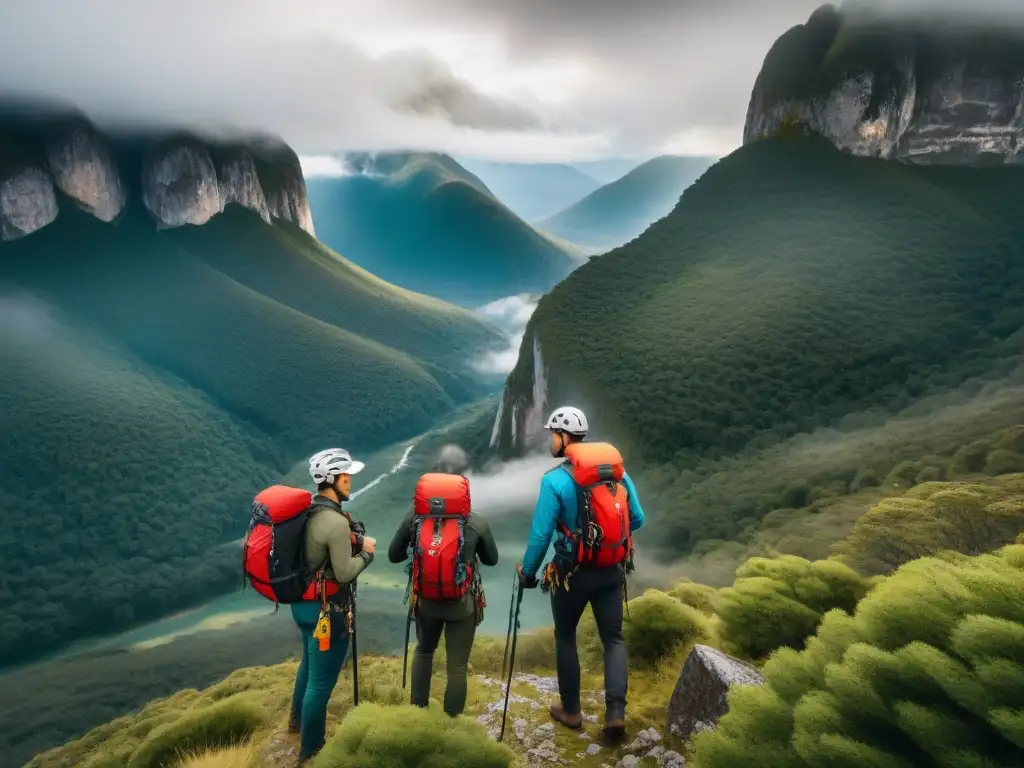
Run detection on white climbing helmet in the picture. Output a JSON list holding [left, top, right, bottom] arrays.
[[308, 448, 365, 485], [544, 406, 588, 437]]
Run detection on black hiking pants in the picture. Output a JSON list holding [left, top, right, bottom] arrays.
[[411, 611, 478, 716], [550, 564, 627, 718]]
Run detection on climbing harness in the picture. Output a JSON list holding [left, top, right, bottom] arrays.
[[499, 576, 524, 743]]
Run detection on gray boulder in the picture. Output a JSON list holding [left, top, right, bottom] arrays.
[[666, 644, 765, 741]]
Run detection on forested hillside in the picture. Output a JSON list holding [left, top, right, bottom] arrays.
[[0, 201, 503, 665], [306, 152, 581, 306], [495, 135, 1024, 555]]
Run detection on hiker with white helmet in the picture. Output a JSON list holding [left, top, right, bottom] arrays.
[[288, 448, 375, 764], [516, 406, 646, 741]]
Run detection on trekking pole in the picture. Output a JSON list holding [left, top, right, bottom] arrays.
[[498, 579, 524, 743], [401, 604, 413, 689], [350, 585, 360, 707], [501, 572, 517, 680]]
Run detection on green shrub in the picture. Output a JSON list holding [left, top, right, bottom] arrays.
[[985, 449, 1024, 477], [691, 544, 1024, 768], [716, 555, 871, 660], [836, 478, 1024, 574], [667, 578, 718, 614], [623, 590, 709, 668], [949, 439, 993, 476], [127, 694, 266, 768], [312, 703, 515, 767]]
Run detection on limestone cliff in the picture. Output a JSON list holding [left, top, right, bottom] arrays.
[[141, 137, 223, 228], [44, 118, 127, 222], [0, 133, 59, 242], [0, 104, 317, 239], [251, 142, 316, 236], [213, 146, 272, 225], [744, 4, 1024, 164], [0, 163, 58, 242]]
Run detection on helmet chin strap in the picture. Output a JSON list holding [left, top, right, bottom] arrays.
[[553, 431, 568, 458]]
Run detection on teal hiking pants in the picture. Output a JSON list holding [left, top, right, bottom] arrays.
[[290, 602, 350, 760]]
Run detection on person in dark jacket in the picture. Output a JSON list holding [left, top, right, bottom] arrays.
[[388, 445, 499, 716]]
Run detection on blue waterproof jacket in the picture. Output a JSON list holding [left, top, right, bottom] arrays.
[[521, 461, 646, 578]]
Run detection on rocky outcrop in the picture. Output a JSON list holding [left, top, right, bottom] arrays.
[[252, 143, 316, 236], [141, 137, 223, 228], [666, 644, 765, 742], [43, 118, 126, 222], [743, 5, 1024, 164], [489, 331, 549, 455], [0, 158, 58, 242], [214, 147, 271, 225], [0, 103, 317, 240]]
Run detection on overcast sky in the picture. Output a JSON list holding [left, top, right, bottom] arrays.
[[0, 1, 1015, 163]]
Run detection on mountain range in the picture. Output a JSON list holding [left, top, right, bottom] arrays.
[[305, 152, 584, 307], [537, 155, 717, 253], [454, 157, 603, 222]]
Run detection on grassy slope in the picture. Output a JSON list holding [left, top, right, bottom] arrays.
[[506, 135, 1024, 553], [538, 155, 716, 252], [0, 202, 502, 666], [454, 157, 602, 222], [23, 618, 701, 768], [306, 153, 581, 307], [24, 472, 1024, 768]]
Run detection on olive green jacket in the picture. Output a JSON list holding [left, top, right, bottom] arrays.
[[305, 495, 373, 586]]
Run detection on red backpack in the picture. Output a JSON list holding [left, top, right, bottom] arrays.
[[242, 485, 345, 604], [410, 473, 474, 601], [559, 442, 633, 569]]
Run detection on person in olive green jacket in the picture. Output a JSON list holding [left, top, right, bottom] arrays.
[[289, 448, 376, 764], [388, 446, 499, 716]]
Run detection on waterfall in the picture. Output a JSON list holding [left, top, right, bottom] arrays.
[[489, 393, 505, 448], [522, 334, 548, 446]]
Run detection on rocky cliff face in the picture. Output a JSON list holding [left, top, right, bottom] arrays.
[[489, 331, 550, 455], [0, 107, 316, 241], [252, 143, 316, 237], [142, 138, 224, 228], [215, 148, 271, 225], [44, 118, 127, 222], [744, 4, 1024, 164], [0, 164, 58, 241]]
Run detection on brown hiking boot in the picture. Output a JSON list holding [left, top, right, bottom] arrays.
[[549, 704, 583, 729], [603, 715, 626, 741]]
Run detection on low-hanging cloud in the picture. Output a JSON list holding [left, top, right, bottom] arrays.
[[465, 453, 561, 515], [0, 0, 823, 161], [469, 293, 540, 376], [3, 1, 1019, 161]]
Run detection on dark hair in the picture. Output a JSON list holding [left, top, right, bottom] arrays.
[[555, 429, 584, 444], [317, 479, 335, 492]]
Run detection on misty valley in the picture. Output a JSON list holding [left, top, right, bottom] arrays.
[[3, 2, 1024, 768]]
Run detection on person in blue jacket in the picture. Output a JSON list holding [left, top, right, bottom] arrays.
[[516, 406, 645, 741]]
